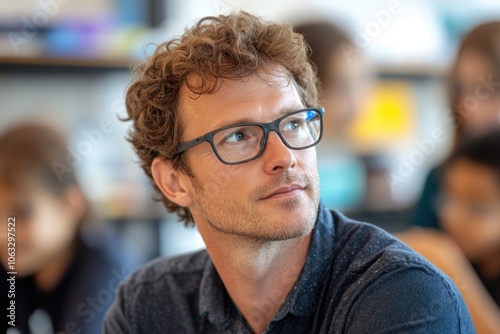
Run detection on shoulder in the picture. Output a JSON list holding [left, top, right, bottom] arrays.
[[121, 248, 209, 293], [342, 256, 474, 333], [330, 210, 420, 266], [104, 249, 210, 333], [326, 211, 474, 333], [329, 210, 457, 283], [113, 248, 210, 315]]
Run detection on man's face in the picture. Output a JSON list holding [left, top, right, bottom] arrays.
[[177, 69, 320, 241]]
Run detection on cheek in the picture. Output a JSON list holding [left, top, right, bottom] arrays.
[[441, 211, 472, 245], [21, 201, 77, 261], [32, 209, 69, 246], [483, 97, 500, 120], [193, 163, 248, 200], [464, 98, 500, 132], [475, 218, 500, 249], [299, 148, 318, 170]]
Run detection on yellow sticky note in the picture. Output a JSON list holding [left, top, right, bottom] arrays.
[[349, 81, 415, 152]]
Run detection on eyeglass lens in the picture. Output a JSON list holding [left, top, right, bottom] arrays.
[[212, 109, 321, 163]]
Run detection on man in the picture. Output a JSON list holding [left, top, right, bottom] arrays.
[[104, 12, 474, 333]]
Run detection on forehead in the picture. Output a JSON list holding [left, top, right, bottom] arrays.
[[177, 68, 303, 139]]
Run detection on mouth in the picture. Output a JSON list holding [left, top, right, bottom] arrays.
[[261, 184, 305, 200]]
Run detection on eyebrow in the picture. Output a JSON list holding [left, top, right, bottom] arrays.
[[211, 104, 305, 129]]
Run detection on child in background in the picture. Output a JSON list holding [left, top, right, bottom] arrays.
[[0, 123, 139, 334], [411, 21, 500, 229], [399, 129, 500, 333]]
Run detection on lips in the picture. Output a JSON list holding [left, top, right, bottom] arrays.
[[261, 184, 305, 200]]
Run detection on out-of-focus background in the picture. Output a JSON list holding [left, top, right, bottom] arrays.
[[1, 0, 500, 260]]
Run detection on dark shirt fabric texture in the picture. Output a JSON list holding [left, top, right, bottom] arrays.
[[1, 231, 139, 334], [409, 167, 441, 229], [104, 204, 474, 334]]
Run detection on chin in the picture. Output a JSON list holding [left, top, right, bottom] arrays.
[[255, 211, 317, 241], [212, 211, 316, 242], [275, 222, 314, 241]]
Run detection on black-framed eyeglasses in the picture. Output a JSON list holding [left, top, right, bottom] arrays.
[[174, 107, 325, 165]]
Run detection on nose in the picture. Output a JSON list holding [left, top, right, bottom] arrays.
[[260, 131, 297, 174]]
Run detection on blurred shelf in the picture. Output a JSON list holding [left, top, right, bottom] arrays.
[[0, 56, 138, 74], [0, 56, 447, 79], [376, 63, 448, 80]]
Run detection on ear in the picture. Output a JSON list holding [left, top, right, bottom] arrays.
[[151, 157, 193, 207]]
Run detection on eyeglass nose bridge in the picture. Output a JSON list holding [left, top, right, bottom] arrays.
[[257, 117, 294, 155]]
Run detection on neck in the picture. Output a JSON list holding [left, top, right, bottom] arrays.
[[198, 222, 312, 333], [35, 238, 79, 292]]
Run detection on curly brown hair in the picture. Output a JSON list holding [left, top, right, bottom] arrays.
[[124, 11, 319, 225]]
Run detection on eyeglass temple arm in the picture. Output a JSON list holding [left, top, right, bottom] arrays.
[[175, 136, 205, 154]]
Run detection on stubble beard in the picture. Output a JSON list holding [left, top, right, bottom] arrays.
[[191, 170, 320, 242]]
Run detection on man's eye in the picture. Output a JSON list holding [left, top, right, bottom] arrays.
[[223, 131, 246, 143], [283, 120, 301, 131]]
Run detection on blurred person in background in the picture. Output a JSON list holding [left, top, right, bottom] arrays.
[[294, 21, 370, 141], [410, 21, 500, 229], [294, 21, 371, 211], [0, 123, 139, 334], [399, 129, 500, 333], [104, 12, 473, 333]]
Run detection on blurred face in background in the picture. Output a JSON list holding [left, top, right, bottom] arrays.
[[439, 158, 500, 263], [453, 50, 500, 136], [321, 51, 371, 140], [0, 181, 83, 277]]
